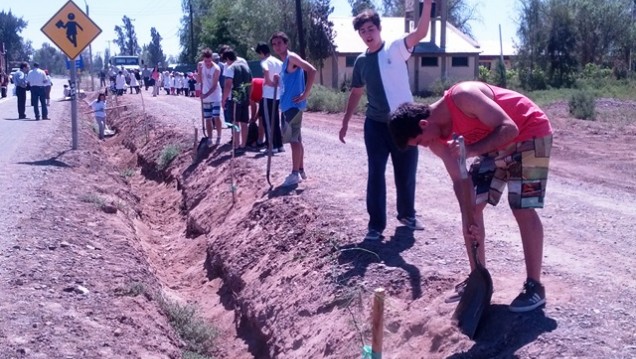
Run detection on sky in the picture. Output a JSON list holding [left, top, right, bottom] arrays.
[[2, 0, 518, 59]]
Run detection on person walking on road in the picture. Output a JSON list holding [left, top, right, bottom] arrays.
[[270, 31, 316, 187], [338, 6, 431, 240], [14, 62, 29, 119], [388, 81, 553, 313], [26, 62, 49, 120]]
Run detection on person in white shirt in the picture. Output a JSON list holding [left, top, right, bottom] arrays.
[[255, 42, 284, 152], [26, 62, 49, 120], [115, 71, 126, 96], [130, 70, 140, 94], [198, 48, 223, 146], [90, 93, 107, 140], [163, 71, 171, 95]]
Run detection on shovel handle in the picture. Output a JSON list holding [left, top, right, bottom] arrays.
[[456, 135, 468, 180]]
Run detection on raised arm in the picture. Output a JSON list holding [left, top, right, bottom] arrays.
[[405, 0, 433, 49]]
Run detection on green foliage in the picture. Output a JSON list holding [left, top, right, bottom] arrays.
[[79, 193, 106, 207], [568, 90, 596, 120], [349, 0, 376, 15], [114, 16, 141, 56], [147, 27, 167, 67], [478, 65, 491, 83], [0, 10, 30, 63], [308, 85, 347, 113], [32, 43, 67, 75], [157, 295, 217, 355], [182, 352, 212, 359], [157, 145, 181, 170], [114, 281, 146, 297], [308, 0, 336, 79], [430, 78, 454, 97]]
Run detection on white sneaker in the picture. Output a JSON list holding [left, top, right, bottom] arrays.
[[281, 172, 301, 187]]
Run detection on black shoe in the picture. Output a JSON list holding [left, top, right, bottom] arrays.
[[18, 115, 26, 119], [509, 278, 546, 312]]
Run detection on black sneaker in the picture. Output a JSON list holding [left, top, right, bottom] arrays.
[[509, 278, 546, 312]]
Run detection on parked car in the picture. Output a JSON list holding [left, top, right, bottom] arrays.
[[9, 67, 20, 83]]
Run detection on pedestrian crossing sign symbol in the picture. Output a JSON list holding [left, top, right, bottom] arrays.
[[41, 0, 101, 60]]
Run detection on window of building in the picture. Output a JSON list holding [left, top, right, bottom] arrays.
[[345, 56, 357, 68], [452, 56, 469, 67], [421, 56, 438, 67]]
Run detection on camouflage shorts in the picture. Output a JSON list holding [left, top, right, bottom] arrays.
[[470, 135, 553, 209]]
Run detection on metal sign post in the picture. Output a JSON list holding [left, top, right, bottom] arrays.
[[41, 0, 102, 150], [70, 62, 78, 149]]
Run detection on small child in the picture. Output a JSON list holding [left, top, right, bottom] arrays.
[[91, 93, 107, 140]]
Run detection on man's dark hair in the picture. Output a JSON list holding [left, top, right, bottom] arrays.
[[270, 31, 289, 45], [353, 9, 381, 31], [389, 102, 430, 150], [221, 49, 237, 62], [201, 48, 213, 59], [217, 44, 232, 57], [20, 62, 28, 70], [255, 42, 270, 55]]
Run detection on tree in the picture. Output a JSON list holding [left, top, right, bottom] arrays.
[[104, 48, 111, 69], [308, 0, 336, 84], [516, 0, 549, 90], [32, 43, 66, 75], [0, 10, 29, 65], [147, 27, 167, 67], [546, 0, 577, 87], [93, 52, 104, 71], [381, 0, 404, 17], [447, 0, 479, 39], [114, 16, 140, 56], [348, 0, 376, 15]]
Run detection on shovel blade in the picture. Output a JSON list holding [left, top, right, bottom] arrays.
[[452, 264, 493, 339]]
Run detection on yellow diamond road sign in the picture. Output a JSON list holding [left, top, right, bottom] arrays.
[[41, 0, 101, 60]]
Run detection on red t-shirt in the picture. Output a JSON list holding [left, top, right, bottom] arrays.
[[250, 78, 264, 102], [444, 83, 552, 148]]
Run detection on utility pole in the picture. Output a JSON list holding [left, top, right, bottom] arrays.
[[84, 0, 95, 90], [189, 0, 195, 63], [295, 0, 306, 59]]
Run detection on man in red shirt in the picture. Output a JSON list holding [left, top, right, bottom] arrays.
[[389, 81, 553, 313], [249, 77, 265, 147]]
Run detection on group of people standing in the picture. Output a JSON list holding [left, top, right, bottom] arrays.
[[197, 31, 316, 187], [12, 62, 52, 120]]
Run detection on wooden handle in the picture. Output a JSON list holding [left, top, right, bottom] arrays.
[[371, 288, 385, 357]]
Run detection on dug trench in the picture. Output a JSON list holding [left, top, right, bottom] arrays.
[[84, 93, 574, 358]]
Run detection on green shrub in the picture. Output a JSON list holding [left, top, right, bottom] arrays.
[[157, 145, 181, 170], [568, 90, 596, 120], [308, 85, 366, 114], [157, 295, 217, 355]]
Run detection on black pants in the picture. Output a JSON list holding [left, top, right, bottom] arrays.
[[261, 98, 283, 149], [16, 86, 27, 118], [30, 86, 47, 119], [143, 77, 150, 90]]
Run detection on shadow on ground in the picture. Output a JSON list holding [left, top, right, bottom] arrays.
[[336, 226, 422, 299], [447, 305, 557, 358]]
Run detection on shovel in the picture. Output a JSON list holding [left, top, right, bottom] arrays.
[[195, 97, 209, 161], [451, 135, 494, 339]]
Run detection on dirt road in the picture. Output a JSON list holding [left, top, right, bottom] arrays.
[[1, 86, 635, 358]]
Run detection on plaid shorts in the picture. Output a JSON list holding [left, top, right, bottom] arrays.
[[202, 101, 220, 119], [470, 135, 552, 209]]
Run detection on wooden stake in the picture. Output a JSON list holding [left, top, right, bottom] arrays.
[[371, 287, 385, 358]]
